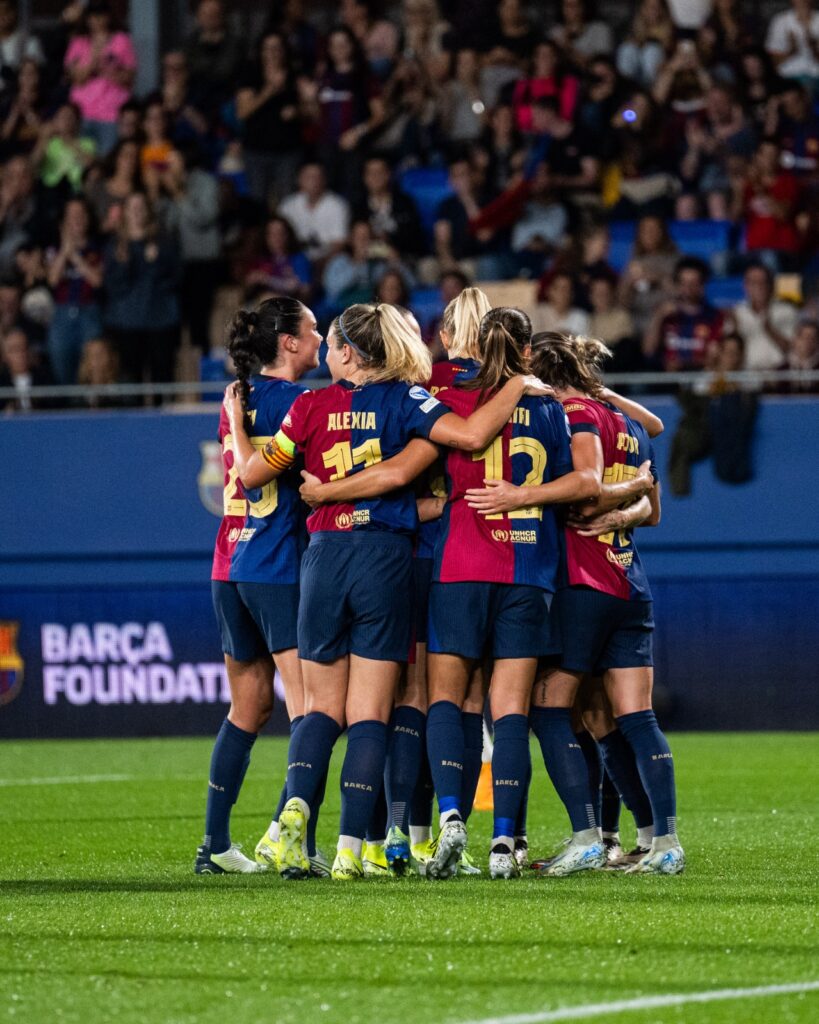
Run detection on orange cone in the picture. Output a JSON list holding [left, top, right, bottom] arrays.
[[473, 760, 494, 811]]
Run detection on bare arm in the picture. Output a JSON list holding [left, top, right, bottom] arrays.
[[225, 386, 292, 488], [428, 376, 551, 452], [299, 439, 440, 506], [567, 493, 653, 536], [465, 430, 602, 515], [599, 388, 664, 437]]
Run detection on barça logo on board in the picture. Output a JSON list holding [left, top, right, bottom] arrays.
[[0, 622, 23, 707], [198, 441, 224, 517]]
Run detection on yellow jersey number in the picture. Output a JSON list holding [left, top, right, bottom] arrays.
[[222, 434, 278, 518], [472, 435, 547, 521], [321, 438, 383, 479]]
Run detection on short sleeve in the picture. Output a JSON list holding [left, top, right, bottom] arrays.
[[766, 13, 789, 54], [547, 403, 573, 478], [112, 33, 137, 70], [563, 400, 600, 437], [401, 384, 450, 439], [276, 390, 311, 453]]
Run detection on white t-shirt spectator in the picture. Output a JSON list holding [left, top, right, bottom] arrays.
[[0, 29, 44, 73], [766, 8, 819, 79], [732, 299, 798, 370], [666, 0, 712, 29], [278, 190, 350, 261]]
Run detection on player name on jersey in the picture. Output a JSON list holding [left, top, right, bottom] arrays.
[[327, 411, 377, 431]]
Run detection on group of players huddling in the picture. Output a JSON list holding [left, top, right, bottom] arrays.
[[195, 287, 684, 882]]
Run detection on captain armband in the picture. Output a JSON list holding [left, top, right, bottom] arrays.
[[261, 432, 296, 472]]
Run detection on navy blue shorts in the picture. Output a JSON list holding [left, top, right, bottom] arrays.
[[427, 582, 556, 661], [298, 531, 413, 663], [212, 580, 299, 661], [413, 557, 433, 646], [557, 586, 654, 675]]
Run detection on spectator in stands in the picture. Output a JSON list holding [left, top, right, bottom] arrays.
[[481, 103, 524, 193], [439, 49, 487, 145], [236, 31, 303, 209], [368, 54, 441, 169], [261, 0, 321, 78], [577, 56, 627, 162], [340, 0, 400, 80], [493, 0, 537, 61], [510, 161, 567, 258], [0, 59, 45, 159], [766, 0, 819, 83], [550, 0, 614, 68], [278, 161, 350, 264], [732, 137, 802, 272], [588, 272, 638, 371], [608, 91, 677, 219], [0, 1, 44, 85], [512, 40, 579, 132], [34, 102, 96, 196], [183, 0, 242, 117], [402, 0, 451, 83], [729, 261, 798, 370], [162, 146, 222, 353], [140, 98, 175, 200], [103, 191, 181, 387], [374, 267, 409, 306], [787, 318, 819, 389], [75, 335, 126, 407], [323, 219, 383, 306], [244, 214, 310, 303], [532, 269, 591, 335], [652, 37, 712, 123], [353, 156, 425, 257], [619, 215, 679, 338], [643, 256, 724, 372], [0, 326, 52, 411], [64, 1, 136, 157], [45, 196, 103, 384], [0, 271, 40, 345], [0, 155, 39, 274], [527, 97, 601, 201], [678, 84, 756, 220], [159, 51, 209, 150], [768, 82, 819, 186], [432, 156, 499, 279], [85, 139, 141, 236], [115, 99, 142, 145], [699, 0, 760, 68], [736, 47, 784, 130], [617, 0, 676, 88]]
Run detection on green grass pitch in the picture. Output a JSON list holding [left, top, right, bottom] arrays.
[[2, 733, 817, 1024]]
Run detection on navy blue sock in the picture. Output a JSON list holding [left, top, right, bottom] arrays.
[[426, 700, 464, 818], [598, 729, 653, 830], [286, 711, 341, 809], [340, 720, 388, 841], [204, 718, 256, 854], [575, 730, 603, 828], [530, 707, 596, 833], [386, 706, 426, 834], [306, 768, 327, 857], [366, 780, 388, 843], [410, 740, 434, 829], [616, 711, 677, 837], [274, 715, 304, 820], [601, 769, 622, 834], [491, 714, 530, 841], [461, 711, 484, 823], [514, 757, 532, 837]]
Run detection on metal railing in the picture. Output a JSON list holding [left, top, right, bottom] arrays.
[[1, 369, 818, 410]]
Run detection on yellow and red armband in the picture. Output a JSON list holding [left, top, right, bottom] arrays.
[[261, 431, 296, 473]]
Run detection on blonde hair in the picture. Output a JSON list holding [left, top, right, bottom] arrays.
[[529, 332, 612, 397], [441, 286, 492, 360], [333, 302, 432, 384]]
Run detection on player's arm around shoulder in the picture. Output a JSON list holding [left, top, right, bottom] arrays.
[[224, 383, 301, 489]]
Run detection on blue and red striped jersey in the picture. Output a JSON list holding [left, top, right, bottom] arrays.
[[562, 398, 656, 601], [277, 378, 449, 535], [432, 365, 573, 590], [211, 375, 308, 584]]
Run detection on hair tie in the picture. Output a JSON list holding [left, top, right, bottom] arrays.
[[338, 314, 369, 359]]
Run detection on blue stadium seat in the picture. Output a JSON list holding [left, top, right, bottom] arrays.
[[705, 276, 745, 309], [607, 221, 637, 272], [409, 286, 444, 332], [399, 168, 453, 234], [669, 220, 732, 269]]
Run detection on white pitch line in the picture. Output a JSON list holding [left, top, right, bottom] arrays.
[[459, 981, 819, 1024], [0, 773, 201, 787]]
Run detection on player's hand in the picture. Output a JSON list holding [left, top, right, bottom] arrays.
[[223, 382, 244, 427], [299, 470, 324, 507], [466, 478, 525, 515], [567, 509, 622, 536], [634, 460, 654, 495], [521, 375, 556, 398]]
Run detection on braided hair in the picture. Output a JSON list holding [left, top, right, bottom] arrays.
[[226, 296, 304, 412]]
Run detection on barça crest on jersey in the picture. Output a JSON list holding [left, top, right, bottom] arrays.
[[0, 621, 23, 707], [198, 441, 224, 517]]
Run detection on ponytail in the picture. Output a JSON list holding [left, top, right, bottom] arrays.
[[529, 332, 611, 397], [441, 286, 491, 360], [464, 306, 531, 393], [331, 302, 432, 384], [226, 296, 304, 412]]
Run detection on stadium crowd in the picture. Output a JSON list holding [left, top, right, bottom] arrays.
[[2, 0, 819, 410]]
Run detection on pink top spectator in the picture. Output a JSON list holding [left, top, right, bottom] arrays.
[[64, 32, 137, 124]]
